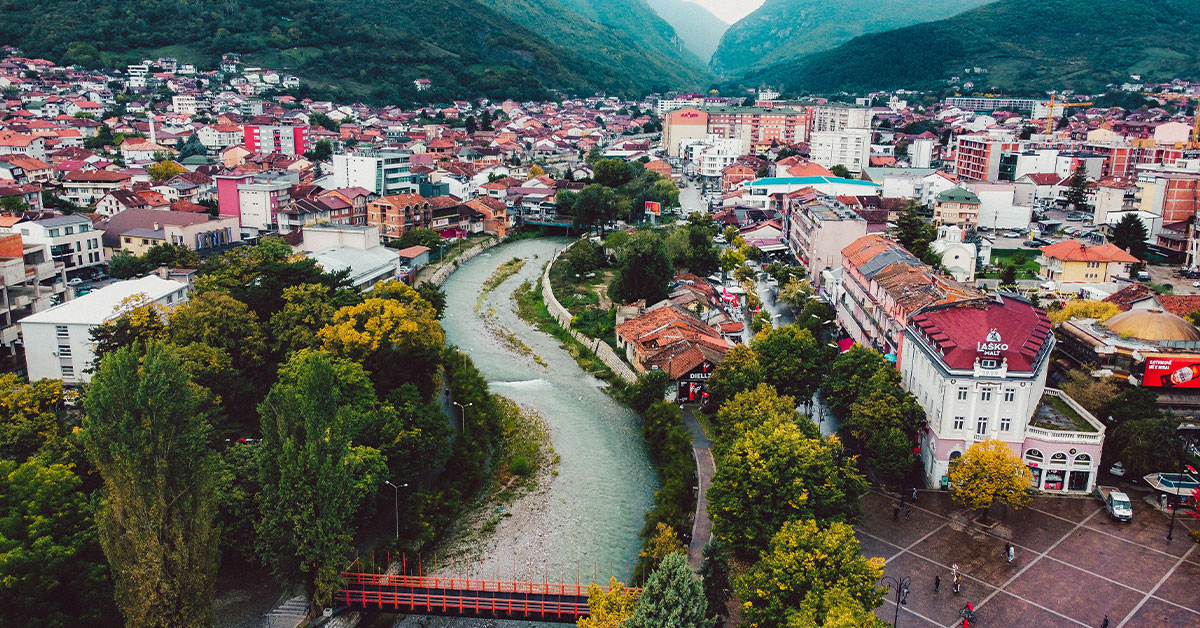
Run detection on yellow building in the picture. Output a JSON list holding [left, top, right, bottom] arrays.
[[1037, 241, 1137, 283], [932, 187, 981, 228]]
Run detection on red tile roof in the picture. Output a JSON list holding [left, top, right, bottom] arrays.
[[1039, 241, 1138, 264], [909, 296, 1052, 372]]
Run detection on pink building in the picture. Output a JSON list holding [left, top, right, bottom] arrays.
[[243, 123, 309, 156]]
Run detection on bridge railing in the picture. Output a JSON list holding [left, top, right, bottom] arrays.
[[339, 588, 590, 619], [341, 571, 633, 597]]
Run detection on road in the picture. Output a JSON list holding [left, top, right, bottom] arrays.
[[680, 405, 714, 571]]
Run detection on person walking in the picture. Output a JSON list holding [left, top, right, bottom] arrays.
[[1101, 614, 1110, 628], [912, 487, 918, 502], [893, 502, 901, 522], [934, 574, 941, 594], [905, 505, 912, 520], [1007, 544, 1015, 563]]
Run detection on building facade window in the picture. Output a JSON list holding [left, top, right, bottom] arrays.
[[957, 387, 968, 400], [953, 416, 965, 430], [1000, 417, 1012, 431], [980, 387, 992, 402], [1004, 389, 1015, 403], [976, 417, 988, 435]]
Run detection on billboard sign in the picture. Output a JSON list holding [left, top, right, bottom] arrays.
[[645, 201, 661, 215], [1143, 355, 1200, 388]]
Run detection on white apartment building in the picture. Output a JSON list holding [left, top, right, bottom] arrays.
[[809, 128, 872, 175], [238, 181, 292, 232], [332, 151, 415, 197], [695, 138, 745, 179], [172, 94, 198, 115], [809, 105, 873, 133], [787, 200, 867, 286], [4, 215, 105, 272], [901, 295, 1104, 493], [20, 275, 189, 384]]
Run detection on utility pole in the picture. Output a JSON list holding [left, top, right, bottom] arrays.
[[382, 480, 407, 539]]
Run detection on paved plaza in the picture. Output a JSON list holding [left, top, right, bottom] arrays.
[[859, 489, 1199, 628]]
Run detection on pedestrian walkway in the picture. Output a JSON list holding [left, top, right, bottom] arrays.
[[263, 594, 307, 628], [856, 489, 1199, 628], [680, 404, 715, 571]]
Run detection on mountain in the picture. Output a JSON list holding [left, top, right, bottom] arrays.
[[482, 0, 710, 86], [0, 0, 709, 102], [747, 0, 1200, 94], [644, 0, 729, 63], [710, 0, 992, 76]]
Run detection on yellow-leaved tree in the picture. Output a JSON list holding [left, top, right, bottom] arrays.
[[948, 439, 1034, 520], [1048, 299, 1119, 325], [318, 295, 444, 396], [577, 578, 638, 628]]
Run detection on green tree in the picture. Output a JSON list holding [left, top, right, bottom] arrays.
[[1000, 264, 1018, 285], [712, 383, 814, 449], [1064, 162, 1090, 211], [214, 442, 261, 564], [305, 139, 334, 162], [578, 578, 639, 628], [829, 164, 853, 179], [627, 553, 708, 628], [843, 386, 924, 485], [309, 111, 340, 131], [268, 283, 340, 355], [391, 227, 443, 251], [0, 458, 119, 627], [718, 247, 745, 275], [1107, 415, 1177, 478], [609, 231, 672, 305], [571, 184, 620, 233], [256, 351, 372, 612], [737, 519, 885, 628], [706, 344, 764, 407], [1111, 213, 1149, 259], [625, 368, 671, 414], [948, 440, 1034, 518], [416, 281, 448, 319], [81, 341, 219, 628], [1098, 385, 1161, 426], [708, 418, 865, 555], [751, 325, 832, 406], [892, 200, 936, 259], [319, 296, 445, 397], [0, 195, 30, 213], [563, 238, 604, 278], [108, 250, 145, 278], [638, 521, 686, 573], [177, 133, 207, 160], [822, 346, 896, 419], [699, 541, 731, 620]]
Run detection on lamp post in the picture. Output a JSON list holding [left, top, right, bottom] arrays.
[[879, 575, 910, 628], [382, 480, 407, 540], [1167, 424, 1200, 541], [452, 401, 473, 432]]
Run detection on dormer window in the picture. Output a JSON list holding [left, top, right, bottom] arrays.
[[980, 359, 999, 369]]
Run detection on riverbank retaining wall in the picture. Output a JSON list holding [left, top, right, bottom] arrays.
[[418, 236, 499, 287], [541, 242, 638, 384]]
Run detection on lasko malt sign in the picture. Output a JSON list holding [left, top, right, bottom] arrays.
[[976, 329, 1008, 357]]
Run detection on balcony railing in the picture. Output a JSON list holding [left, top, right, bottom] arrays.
[[1025, 388, 1105, 444]]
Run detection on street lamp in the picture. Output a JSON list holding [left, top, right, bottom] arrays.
[[879, 575, 910, 628], [1166, 424, 1200, 541], [452, 401, 473, 431], [382, 480, 407, 540]]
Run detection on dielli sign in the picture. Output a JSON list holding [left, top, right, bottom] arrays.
[[976, 329, 1008, 357]]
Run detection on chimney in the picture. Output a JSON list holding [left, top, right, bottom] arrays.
[[157, 266, 169, 279], [152, 223, 160, 231]]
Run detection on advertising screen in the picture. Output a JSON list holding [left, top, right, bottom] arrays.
[[1143, 355, 1200, 388], [645, 201, 661, 215]]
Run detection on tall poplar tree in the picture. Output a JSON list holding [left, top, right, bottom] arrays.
[[81, 341, 219, 628]]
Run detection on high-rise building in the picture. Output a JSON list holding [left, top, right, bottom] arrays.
[[332, 151, 415, 196], [243, 122, 309, 155]]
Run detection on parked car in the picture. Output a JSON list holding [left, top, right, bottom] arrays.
[[1109, 461, 1126, 477], [66, 277, 83, 286], [1095, 485, 1133, 521]]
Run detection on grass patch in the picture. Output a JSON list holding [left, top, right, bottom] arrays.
[[1032, 394, 1098, 432], [492, 396, 555, 502], [513, 279, 625, 393], [476, 257, 526, 312], [985, 248, 1041, 279]]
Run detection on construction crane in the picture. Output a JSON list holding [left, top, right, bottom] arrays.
[[1042, 94, 1094, 133]]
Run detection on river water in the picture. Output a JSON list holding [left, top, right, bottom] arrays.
[[428, 237, 656, 594]]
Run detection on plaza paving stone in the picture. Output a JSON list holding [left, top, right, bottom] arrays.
[[1047, 526, 1181, 591], [1121, 597, 1200, 628], [860, 489, 1200, 628], [1004, 557, 1144, 621]]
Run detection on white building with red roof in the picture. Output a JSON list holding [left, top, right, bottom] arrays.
[[900, 294, 1105, 493]]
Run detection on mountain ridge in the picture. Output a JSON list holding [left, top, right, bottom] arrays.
[[711, 0, 992, 76], [744, 0, 1200, 95], [644, 0, 729, 63]]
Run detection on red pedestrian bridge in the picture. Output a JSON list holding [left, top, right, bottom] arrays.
[[337, 563, 638, 623]]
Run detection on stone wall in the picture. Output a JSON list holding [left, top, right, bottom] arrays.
[[416, 236, 499, 287], [541, 242, 638, 384]]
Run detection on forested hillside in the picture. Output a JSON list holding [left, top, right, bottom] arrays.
[[746, 0, 1200, 94], [644, 0, 729, 63], [0, 0, 708, 102], [710, 0, 991, 76]]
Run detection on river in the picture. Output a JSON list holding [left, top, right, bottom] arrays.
[[391, 237, 657, 626]]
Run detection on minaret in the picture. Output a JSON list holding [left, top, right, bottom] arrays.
[[149, 114, 157, 145]]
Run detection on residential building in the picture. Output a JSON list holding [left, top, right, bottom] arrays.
[[836, 234, 981, 357], [296, 224, 401, 291], [0, 132, 48, 162], [0, 155, 53, 184], [119, 138, 170, 163], [944, 97, 1040, 112], [95, 189, 150, 217], [615, 304, 732, 401], [1037, 241, 1137, 283], [196, 124, 244, 151], [4, 214, 104, 271], [243, 121, 309, 155], [331, 151, 415, 196], [954, 132, 1022, 181], [933, 187, 982, 228], [61, 170, 132, 205], [20, 275, 189, 384], [367, 193, 431, 241], [100, 209, 240, 257], [786, 198, 867, 286], [0, 232, 66, 349], [901, 294, 1104, 492], [809, 127, 872, 175], [213, 170, 299, 233]]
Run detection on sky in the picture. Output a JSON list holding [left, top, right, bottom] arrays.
[[689, 0, 766, 24]]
